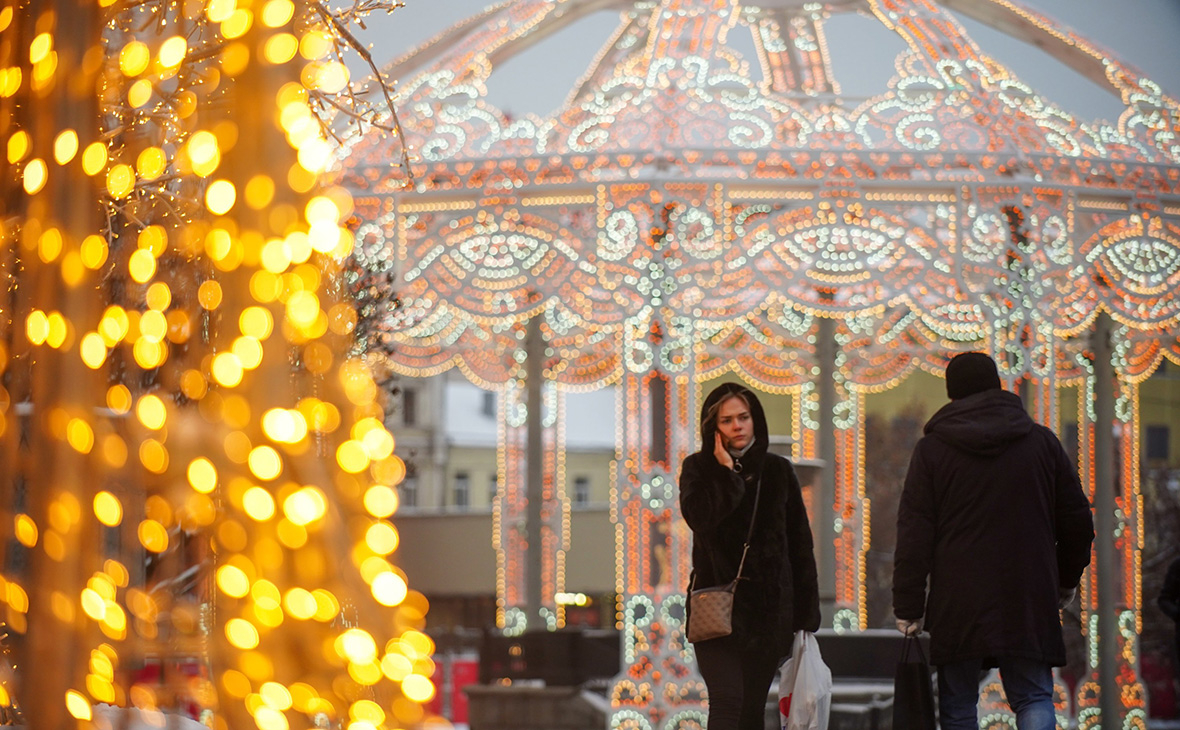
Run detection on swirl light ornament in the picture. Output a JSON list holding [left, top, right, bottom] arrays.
[[339, 0, 1180, 725]]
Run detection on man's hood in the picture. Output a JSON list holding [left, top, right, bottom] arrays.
[[924, 388, 1034, 456], [699, 382, 770, 464]]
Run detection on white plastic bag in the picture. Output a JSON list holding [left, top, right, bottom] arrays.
[[778, 630, 832, 730]]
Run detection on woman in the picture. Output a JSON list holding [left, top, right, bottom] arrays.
[[680, 382, 821, 729]]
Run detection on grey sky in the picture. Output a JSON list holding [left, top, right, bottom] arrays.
[[353, 0, 1180, 127]]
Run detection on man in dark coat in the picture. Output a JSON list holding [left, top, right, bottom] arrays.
[[892, 352, 1095, 730], [681, 382, 821, 730], [1161, 556, 1180, 672]]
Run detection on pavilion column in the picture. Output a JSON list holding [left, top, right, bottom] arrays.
[[525, 315, 545, 627], [1071, 311, 1146, 729], [816, 314, 838, 625], [607, 356, 705, 728], [495, 318, 566, 633], [1092, 311, 1120, 729]]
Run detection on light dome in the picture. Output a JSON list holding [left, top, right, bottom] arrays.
[[340, 0, 1180, 390]]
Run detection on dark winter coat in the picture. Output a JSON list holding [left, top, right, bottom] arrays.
[[1160, 557, 1180, 623], [680, 383, 821, 656], [893, 388, 1095, 667]]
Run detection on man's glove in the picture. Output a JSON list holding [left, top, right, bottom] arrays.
[[896, 618, 923, 636], [1058, 586, 1078, 609]]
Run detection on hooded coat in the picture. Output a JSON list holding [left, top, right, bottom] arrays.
[[893, 388, 1095, 667], [680, 383, 821, 656]]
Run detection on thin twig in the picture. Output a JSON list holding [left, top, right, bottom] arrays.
[[311, 0, 415, 184]]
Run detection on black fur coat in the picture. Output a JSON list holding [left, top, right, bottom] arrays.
[[680, 383, 821, 656]]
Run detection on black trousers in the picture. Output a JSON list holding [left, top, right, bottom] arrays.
[[694, 633, 781, 730]]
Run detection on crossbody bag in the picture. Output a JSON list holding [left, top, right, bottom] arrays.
[[686, 473, 763, 643]]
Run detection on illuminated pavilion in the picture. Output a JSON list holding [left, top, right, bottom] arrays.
[[338, 0, 1180, 727]]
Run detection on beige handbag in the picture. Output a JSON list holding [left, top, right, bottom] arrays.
[[687, 475, 762, 643]]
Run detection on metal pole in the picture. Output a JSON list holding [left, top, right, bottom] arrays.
[[525, 314, 545, 629], [816, 314, 837, 624], [1092, 310, 1120, 728]]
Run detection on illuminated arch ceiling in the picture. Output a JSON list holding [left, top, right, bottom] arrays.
[[338, 0, 1180, 388]]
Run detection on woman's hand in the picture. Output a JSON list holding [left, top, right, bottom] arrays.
[[714, 432, 734, 470]]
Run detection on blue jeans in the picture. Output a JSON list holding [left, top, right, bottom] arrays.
[[938, 657, 1056, 730]]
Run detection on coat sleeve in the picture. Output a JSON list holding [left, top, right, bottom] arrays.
[[679, 453, 745, 533], [785, 462, 821, 632], [893, 440, 936, 621], [1160, 559, 1180, 621], [1052, 439, 1094, 589]]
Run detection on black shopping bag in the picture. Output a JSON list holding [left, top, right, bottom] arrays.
[[892, 634, 937, 730]]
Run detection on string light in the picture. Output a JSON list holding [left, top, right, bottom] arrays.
[[1, 0, 429, 727]]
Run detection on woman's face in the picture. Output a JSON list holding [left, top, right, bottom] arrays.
[[716, 395, 753, 450]]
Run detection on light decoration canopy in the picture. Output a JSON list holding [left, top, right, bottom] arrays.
[[341, 0, 1180, 390], [338, 3, 1176, 727]]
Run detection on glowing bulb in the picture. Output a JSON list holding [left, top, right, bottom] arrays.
[[119, 41, 150, 76], [81, 142, 107, 176], [199, 281, 223, 310], [336, 441, 369, 474], [127, 249, 156, 283], [248, 446, 282, 481], [264, 34, 298, 65], [135, 394, 167, 430], [23, 158, 47, 194], [137, 147, 167, 180], [14, 514, 38, 547], [65, 690, 92, 720], [106, 385, 132, 414], [211, 352, 244, 387], [283, 588, 317, 619], [80, 333, 107, 369], [225, 618, 260, 649], [7, 130, 29, 163], [282, 487, 326, 526], [261, 0, 294, 26], [93, 492, 123, 527], [53, 130, 78, 165], [138, 520, 169, 553], [401, 675, 435, 703], [336, 629, 377, 664], [242, 487, 276, 521], [187, 458, 218, 494], [371, 572, 407, 607], [158, 36, 187, 67], [206, 179, 236, 215], [216, 565, 250, 598], [106, 164, 134, 199], [363, 486, 398, 518], [364, 523, 398, 555]]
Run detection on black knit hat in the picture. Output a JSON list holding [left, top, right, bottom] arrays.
[[945, 352, 1002, 400]]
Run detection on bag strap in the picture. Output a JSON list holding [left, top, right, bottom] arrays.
[[688, 471, 764, 592], [732, 473, 763, 582], [900, 633, 928, 664]]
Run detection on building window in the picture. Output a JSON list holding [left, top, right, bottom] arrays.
[[402, 388, 418, 427], [481, 391, 496, 418], [488, 473, 499, 504], [573, 476, 590, 505], [400, 463, 419, 507], [401, 476, 418, 508], [453, 471, 470, 508], [1146, 425, 1170, 461]]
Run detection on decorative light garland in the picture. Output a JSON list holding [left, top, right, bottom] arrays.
[[1, 0, 430, 727]]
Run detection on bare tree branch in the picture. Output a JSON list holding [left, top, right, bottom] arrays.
[[311, 0, 415, 186]]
